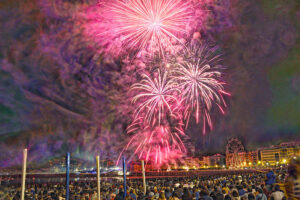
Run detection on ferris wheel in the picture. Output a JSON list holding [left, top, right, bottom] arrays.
[[226, 138, 245, 167]]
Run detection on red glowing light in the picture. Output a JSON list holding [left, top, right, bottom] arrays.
[[118, 124, 186, 166]]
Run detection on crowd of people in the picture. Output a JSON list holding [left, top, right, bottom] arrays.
[[0, 159, 299, 200]]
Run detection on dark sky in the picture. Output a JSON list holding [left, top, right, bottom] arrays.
[[0, 0, 299, 168]]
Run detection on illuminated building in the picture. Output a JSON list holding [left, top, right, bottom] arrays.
[[203, 154, 225, 167], [258, 141, 300, 166], [246, 151, 259, 165], [225, 138, 261, 168]]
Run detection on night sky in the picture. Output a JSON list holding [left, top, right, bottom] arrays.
[[0, 0, 299, 168]]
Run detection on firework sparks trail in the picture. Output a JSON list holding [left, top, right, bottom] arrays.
[[105, 0, 192, 56], [171, 45, 230, 134], [117, 124, 186, 166], [131, 69, 180, 126]]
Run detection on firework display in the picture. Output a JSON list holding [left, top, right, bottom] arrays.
[[103, 1, 231, 166], [171, 45, 231, 134], [0, 0, 298, 171], [131, 70, 180, 126], [82, 0, 217, 57], [2, 0, 258, 169], [123, 47, 229, 165], [118, 125, 186, 165], [108, 0, 192, 56]]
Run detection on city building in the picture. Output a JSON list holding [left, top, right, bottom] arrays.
[[246, 151, 259, 166], [182, 157, 204, 169], [129, 140, 300, 171], [226, 152, 248, 168], [128, 157, 204, 172], [258, 141, 300, 166], [203, 154, 225, 167]]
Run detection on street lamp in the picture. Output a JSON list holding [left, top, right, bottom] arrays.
[[282, 159, 287, 164]]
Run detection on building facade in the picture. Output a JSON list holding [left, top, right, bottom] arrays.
[[203, 154, 225, 167], [258, 141, 300, 166]]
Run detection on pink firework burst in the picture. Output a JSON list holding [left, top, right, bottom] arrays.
[[118, 124, 186, 166], [131, 69, 180, 126], [171, 45, 230, 134], [106, 0, 192, 56]]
